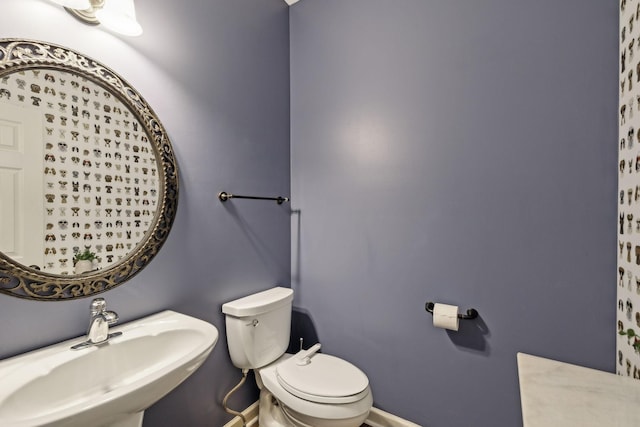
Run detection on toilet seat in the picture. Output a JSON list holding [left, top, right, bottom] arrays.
[[276, 353, 369, 404]]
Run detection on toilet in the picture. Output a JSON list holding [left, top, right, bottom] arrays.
[[222, 287, 373, 427]]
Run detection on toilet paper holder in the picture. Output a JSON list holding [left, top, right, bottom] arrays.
[[425, 302, 478, 320]]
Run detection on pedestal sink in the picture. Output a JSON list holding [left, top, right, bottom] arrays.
[[0, 310, 218, 427]]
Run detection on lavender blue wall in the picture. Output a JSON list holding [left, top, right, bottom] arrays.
[[0, 0, 290, 425], [290, 1, 618, 426], [0, 1, 621, 426]]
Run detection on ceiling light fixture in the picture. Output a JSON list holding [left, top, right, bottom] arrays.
[[49, 0, 143, 37]]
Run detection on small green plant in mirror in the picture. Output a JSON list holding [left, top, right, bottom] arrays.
[[73, 249, 97, 265], [73, 249, 99, 275]]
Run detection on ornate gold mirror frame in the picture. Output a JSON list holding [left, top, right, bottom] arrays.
[[0, 39, 178, 300]]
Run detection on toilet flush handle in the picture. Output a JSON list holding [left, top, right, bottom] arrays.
[[295, 343, 322, 366]]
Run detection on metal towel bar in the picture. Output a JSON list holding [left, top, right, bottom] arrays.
[[218, 191, 289, 205]]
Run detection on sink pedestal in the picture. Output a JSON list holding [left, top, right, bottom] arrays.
[[110, 412, 144, 427]]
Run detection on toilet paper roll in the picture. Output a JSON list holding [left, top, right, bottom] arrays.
[[432, 303, 459, 331]]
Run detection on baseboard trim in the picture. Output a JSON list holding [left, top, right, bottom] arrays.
[[222, 402, 422, 427], [365, 407, 422, 427], [222, 401, 259, 427]]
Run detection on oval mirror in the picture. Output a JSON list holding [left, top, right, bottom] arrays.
[[0, 39, 178, 300]]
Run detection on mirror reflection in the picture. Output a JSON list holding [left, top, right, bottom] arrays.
[[0, 39, 178, 300], [0, 68, 160, 275]]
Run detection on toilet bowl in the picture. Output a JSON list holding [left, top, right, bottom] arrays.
[[222, 287, 373, 427], [257, 352, 373, 427]]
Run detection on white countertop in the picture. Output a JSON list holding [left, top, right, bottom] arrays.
[[517, 353, 640, 427]]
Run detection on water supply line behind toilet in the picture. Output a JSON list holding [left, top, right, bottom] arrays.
[[222, 368, 249, 426]]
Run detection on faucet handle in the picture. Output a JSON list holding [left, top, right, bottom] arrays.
[[103, 310, 119, 325], [90, 298, 107, 314]]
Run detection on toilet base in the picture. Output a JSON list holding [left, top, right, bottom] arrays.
[[258, 389, 370, 427], [259, 389, 291, 427]]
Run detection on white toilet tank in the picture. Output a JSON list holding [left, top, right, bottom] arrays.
[[222, 287, 294, 369]]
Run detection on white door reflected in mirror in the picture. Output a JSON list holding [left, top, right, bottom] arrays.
[[0, 103, 43, 268]]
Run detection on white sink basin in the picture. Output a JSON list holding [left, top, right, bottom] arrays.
[[0, 310, 218, 427]]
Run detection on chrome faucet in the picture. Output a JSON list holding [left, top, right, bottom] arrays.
[[71, 298, 122, 350]]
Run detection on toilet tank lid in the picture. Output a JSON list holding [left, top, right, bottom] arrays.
[[222, 287, 293, 317]]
